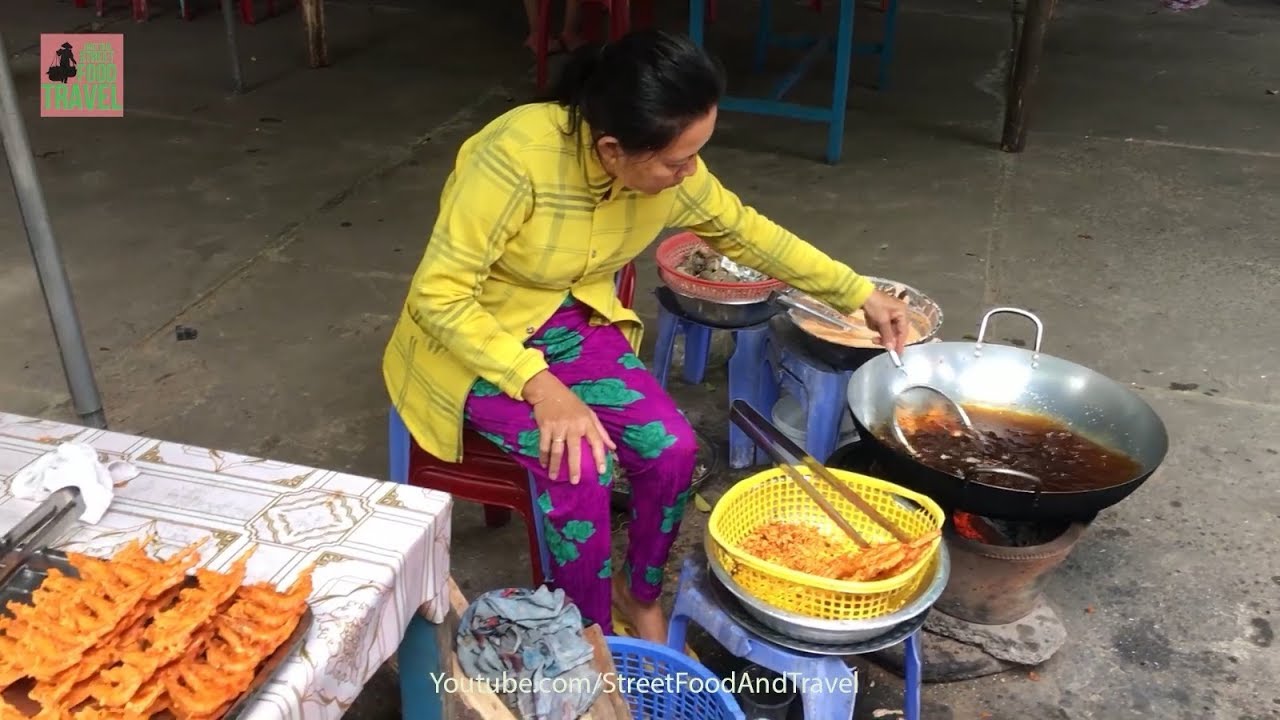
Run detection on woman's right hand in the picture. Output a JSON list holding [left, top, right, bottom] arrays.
[[524, 371, 616, 484]]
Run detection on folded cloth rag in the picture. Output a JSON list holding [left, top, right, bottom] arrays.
[[9, 442, 136, 524], [456, 586, 601, 720]]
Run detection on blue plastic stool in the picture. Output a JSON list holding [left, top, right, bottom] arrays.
[[608, 636, 747, 719], [666, 555, 922, 720], [650, 287, 772, 470], [753, 317, 853, 465], [387, 408, 445, 720]]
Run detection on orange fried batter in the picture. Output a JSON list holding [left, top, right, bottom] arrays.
[[739, 521, 940, 582], [164, 571, 313, 720], [0, 542, 314, 720]]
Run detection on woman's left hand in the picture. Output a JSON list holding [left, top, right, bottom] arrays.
[[861, 290, 910, 355]]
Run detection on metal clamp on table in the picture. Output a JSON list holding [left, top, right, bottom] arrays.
[[688, 0, 899, 164]]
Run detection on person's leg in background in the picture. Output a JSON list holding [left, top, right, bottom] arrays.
[[521, 0, 559, 54], [519, 0, 584, 54], [560, 0, 584, 50]]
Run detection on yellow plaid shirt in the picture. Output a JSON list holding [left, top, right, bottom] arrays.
[[383, 102, 874, 462]]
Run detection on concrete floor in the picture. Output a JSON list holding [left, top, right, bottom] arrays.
[[2, 0, 1278, 717]]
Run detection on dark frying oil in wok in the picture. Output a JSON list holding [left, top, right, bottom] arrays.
[[892, 405, 1143, 492]]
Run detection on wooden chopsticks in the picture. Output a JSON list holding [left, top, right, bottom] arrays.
[[729, 401, 912, 547]]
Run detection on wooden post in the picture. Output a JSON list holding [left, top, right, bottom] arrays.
[[220, 0, 245, 93], [1000, 0, 1056, 153], [299, 0, 329, 68]]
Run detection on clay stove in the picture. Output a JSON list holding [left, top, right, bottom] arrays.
[[825, 446, 1098, 683]]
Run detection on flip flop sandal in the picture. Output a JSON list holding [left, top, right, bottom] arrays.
[[610, 608, 700, 661]]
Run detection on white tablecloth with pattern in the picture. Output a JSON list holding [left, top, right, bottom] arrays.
[[0, 411, 452, 720]]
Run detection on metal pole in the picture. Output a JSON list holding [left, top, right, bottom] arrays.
[[0, 35, 108, 429], [221, 0, 245, 93]]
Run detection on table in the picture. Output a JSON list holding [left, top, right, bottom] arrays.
[[689, 0, 1058, 160], [688, 0, 899, 164], [0, 411, 452, 720]]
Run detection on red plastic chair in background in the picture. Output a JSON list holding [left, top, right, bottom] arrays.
[[76, 0, 284, 23], [74, 0, 146, 21], [401, 263, 637, 588], [236, 0, 282, 24], [535, 0, 656, 91]]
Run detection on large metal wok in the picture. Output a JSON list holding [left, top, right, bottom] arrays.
[[845, 307, 1169, 521]]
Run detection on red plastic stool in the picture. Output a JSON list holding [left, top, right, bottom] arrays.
[[76, 0, 147, 21], [239, 0, 282, 24], [402, 263, 637, 588]]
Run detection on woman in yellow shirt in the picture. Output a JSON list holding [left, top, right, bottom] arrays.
[[383, 30, 909, 643]]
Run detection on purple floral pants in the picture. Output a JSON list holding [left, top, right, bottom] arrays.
[[463, 297, 698, 633]]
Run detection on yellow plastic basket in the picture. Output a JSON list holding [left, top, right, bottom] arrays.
[[707, 466, 945, 620]]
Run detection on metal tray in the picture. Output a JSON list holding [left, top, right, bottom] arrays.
[[703, 532, 949, 645], [0, 548, 312, 720], [704, 559, 931, 657]]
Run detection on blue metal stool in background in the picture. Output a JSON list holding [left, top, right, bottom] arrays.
[[650, 287, 773, 469], [752, 316, 853, 465], [688, 0, 901, 163], [667, 553, 923, 720]]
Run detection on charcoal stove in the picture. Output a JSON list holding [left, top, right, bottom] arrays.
[[828, 443, 1095, 682]]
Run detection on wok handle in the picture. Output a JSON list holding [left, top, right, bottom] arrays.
[[975, 307, 1045, 355], [730, 400, 911, 544]]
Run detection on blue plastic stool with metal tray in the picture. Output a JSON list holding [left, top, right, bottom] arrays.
[[666, 551, 924, 720], [651, 286, 774, 469], [753, 316, 855, 466]]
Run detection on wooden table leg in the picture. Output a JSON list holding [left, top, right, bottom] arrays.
[[299, 0, 329, 68], [999, 0, 1056, 153]]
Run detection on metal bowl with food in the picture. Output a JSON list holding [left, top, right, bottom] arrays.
[[656, 286, 782, 328], [783, 278, 943, 369], [655, 232, 789, 328]]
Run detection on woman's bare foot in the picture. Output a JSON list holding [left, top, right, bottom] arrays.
[[559, 30, 584, 51], [524, 33, 564, 55], [612, 574, 668, 644]]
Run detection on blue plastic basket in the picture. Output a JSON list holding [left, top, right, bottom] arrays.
[[606, 636, 746, 720]]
